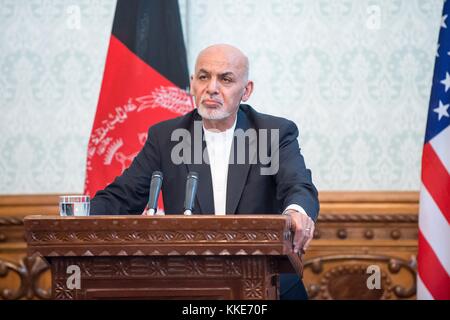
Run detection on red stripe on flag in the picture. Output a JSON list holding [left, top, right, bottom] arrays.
[[418, 231, 450, 300], [85, 35, 192, 197], [421, 143, 450, 224]]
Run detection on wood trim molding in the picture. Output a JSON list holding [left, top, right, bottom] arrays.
[[319, 191, 418, 215], [0, 194, 61, 216], [318, 191, 418, 203], [0, 192, 420, 224], [0, 191, 420, 203], [0, 191, 419, 215], [0, 195, 62, 206]]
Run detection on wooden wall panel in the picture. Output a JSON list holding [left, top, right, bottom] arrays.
[[0, 195, 58, 299], [306, 191, 418, 299], [0, 192, 418, 300]]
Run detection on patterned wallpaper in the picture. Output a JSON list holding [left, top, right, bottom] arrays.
[[0, 0, 443, 194]]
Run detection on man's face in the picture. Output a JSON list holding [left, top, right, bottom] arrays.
[[190, 48, 252, 121]]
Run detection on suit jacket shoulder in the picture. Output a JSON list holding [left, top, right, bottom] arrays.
[[239, 104, 299, 131]]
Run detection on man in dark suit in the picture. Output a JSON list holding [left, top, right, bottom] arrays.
[[90, 44, 319, 299]]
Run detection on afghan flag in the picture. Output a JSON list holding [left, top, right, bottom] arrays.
[[84, 0, 193, 197]]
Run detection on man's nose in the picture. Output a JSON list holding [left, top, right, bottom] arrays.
[[206, 78, 219, 94]]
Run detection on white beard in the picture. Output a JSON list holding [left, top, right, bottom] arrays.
[[197, 104, 232, 120]]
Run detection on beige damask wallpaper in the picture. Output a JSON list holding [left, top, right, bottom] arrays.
[[0, 0, 444, 193]]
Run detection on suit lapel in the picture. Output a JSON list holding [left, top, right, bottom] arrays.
[[185, 111, 215, 214], [183, 108, 254, 215], [226, 108, 253, 214]]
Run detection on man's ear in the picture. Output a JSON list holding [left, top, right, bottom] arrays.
[[241, 80, 254, 102]]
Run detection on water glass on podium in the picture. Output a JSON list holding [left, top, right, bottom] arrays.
[[59, 195, 90, 216]]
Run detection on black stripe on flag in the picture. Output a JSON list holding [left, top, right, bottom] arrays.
[[111, 0, 190, 90]]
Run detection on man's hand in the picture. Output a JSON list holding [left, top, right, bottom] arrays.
[[284, 209, 315, 254]]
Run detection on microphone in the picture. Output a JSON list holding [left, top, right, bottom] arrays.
[[147, 171, 163, 215], [184, 172, 199, 215]]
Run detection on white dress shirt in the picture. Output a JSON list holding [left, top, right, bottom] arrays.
[[203, 119, 308, 218], [203, 119, 236, 215]]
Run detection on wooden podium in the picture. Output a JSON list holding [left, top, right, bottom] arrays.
[[24, 215, 302, 300]]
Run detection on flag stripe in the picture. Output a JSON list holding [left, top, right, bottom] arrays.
[[111, 0, 189, 90], [417, 274, 434, 300], [419, 184, 450, 275], [418, 231, 450, 300], [421, 143, 450, 224], [418, 0, 450, 301], [430, 125, 450, 174]]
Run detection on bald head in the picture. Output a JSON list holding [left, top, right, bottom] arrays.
[[195, 44, 250, 81], [190, 44, 254, 130]]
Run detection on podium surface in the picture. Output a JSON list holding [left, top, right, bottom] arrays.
[[24, 215, 302, 300]]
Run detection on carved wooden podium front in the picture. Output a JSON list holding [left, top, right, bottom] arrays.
[[24, 215, 302, 300]]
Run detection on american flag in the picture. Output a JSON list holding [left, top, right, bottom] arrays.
[[417, 0, 450, 300]]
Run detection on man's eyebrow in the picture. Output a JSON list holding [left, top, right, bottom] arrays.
[[220, 72, 235, 77], [197, 69, 236, 77]]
